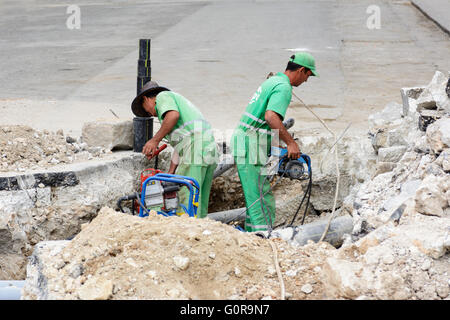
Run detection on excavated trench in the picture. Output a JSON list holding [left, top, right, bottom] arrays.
[[0, 117, 386, 298], [0, 145, 355, 298], [0, 126, 365, 285], [1, 71, 449, 300]]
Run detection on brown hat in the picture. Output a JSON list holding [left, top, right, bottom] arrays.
[[131, 81, 170, 117]]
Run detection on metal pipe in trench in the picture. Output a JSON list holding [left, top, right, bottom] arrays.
[[266, 215, 354, 247], [208, 208, 353, 247]]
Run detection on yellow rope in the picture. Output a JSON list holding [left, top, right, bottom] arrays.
[[291, 92, 341, 242], [269, 239, 285, 300]]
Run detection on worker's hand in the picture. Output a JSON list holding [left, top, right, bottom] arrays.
[[143, 138, 159, 159], [287, 141, 301, 159]]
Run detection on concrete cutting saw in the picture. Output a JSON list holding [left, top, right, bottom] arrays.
[[271, 146, 311, 180]]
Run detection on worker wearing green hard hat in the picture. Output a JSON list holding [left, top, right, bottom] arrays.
[[230, 52, 317, 232], [132, 81, 218, 218]]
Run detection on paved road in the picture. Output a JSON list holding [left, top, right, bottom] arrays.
[[0, 0, 449, 136]]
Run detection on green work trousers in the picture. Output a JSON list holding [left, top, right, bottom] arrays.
[[236, 162, 275, 232], [176, 163, 217, 218]]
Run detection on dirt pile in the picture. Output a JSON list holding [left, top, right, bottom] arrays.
[[22, 207, 335, 300], [0, 125, 109, 173]]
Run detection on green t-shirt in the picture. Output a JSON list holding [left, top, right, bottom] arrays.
[[231, 72, 292, 163], [155, 91, 217, 166]]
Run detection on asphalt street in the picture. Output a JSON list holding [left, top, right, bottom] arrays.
[[0, 0, 449, 136]]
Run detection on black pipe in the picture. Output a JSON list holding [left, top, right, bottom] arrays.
[[117, 194, 138, 214]]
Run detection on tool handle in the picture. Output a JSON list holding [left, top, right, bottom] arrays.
[[148, 143, 167, 160]]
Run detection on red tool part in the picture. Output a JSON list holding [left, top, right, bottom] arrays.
[[140, 168, 163, 186], [147, 143, 167, 160]]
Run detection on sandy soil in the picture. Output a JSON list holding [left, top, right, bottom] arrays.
[[28, 207, 335, 300]]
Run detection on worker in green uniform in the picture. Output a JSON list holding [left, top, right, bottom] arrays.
[[231, 52, 318, 232], [131, 81, 218, 218]]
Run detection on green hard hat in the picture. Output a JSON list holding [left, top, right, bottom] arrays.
[[290, 52, 319, 77]]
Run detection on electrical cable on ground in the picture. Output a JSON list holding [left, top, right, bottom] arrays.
[[250, 162, 286, 300], [292, 172, 312, 226], [268, 239, 285, 300]]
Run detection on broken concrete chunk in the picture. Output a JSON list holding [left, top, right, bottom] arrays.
[[416, 89, 437, 111], [323, 257, 365, 299], [301, 283, 313, 294], [377, 146, 407, 163], [81, 119, 133, 151], [372, 126, 408, 153], [78, 277, 113, 300], [173, 255, 190, 271], [426, 118, 450, 155], [435, 149, 450, 172], [427, 71, 450, 113], [410, 232, 449, 260], [400, 86, 424, 116], [415, 184, 447, 217], [374, 162, 396, 176]]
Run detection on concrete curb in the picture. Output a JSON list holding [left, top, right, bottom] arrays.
[[0, 151, 148, 191], [411, 0, 450, 36]]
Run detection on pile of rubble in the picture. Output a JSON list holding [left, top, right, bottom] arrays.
[[0, 120, 148, 279], [335, 71, 450, 299], [0, 125, 109, 173]]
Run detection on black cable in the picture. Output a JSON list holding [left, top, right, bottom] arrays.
[[288, 164, 312, 227], [300, 174, 312, 225], [287, 172, 312, 227]]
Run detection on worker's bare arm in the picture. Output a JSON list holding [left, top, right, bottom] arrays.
[[168, 148, 180, 174], [265, 110, 300, 159], [143, 110, 180, 157]]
